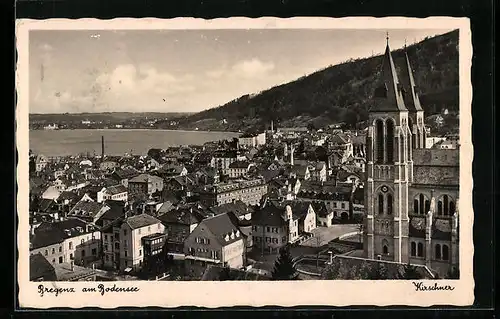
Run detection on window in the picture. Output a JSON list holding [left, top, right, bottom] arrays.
[[417, 243, 424, 257], [386, 119, 394, 163], [375, 119, 384, 163], [266, 227, 270, 232], [139, 250, 142, 256], [443, 195, 449, 215], [81, 250, 86, 258], [123, 229, 127, 236], [383, 245, 388, 254], [44, 250, 48, 256], [442, 245, 449, 260], [341, 203, 345, 209], [387, 194, 393, 215], [124, 250, 128, 257], [81, 239, 84, 244], [92, 248, 97, 255], [52, 248, 55, 254], [425, 200, 430, 214], [52, 259, 55, 263], [435, 244, 441, 259], [419, 194, 425, 214], [410, 242, 416, 256], [449, 201, 456, 215], [378, 194, 384, 215], [70, 253, 73, 260], [59, 246, 62, 253], [413, 199, 419, 214], [438, 201, 443, 215], [58, 256, 63, 264]]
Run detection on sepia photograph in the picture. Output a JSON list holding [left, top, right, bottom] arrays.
[[16, 17, 473, 307]]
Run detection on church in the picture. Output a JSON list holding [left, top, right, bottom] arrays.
[[362, 38, 459, 278]]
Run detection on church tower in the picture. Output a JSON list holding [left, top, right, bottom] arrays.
[[364, 37, 412, 263]]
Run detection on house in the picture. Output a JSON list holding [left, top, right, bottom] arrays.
[[212, 150, 238, 174], [67, 198, 110, 223], [158, 206, 204, 253], [156, 164, 188, 179], [111, 168, 139, 188], [100, 161, 118, 171], [297, 188, 352, 220], [312, 201, 333, 227], [227, 161, 254, 178], [237, 132, 266, 149], [97, 184, 128, 203], [35, 154, 49, 172], [128, 174, 164, 196], [290, 165, 311, 181], [95, 200, 127, 228], [198, 178, 268, 207], [252, 202, 299, 253], [184, 212, 246, 278], [310, 162, 327, 182], [282, 200, 317, 234], [30, 218, 101, 268], [193, 153, 215, 167], [101, 213, 165, 271], [41, 186, 61, 200], [193, 167, 219, 185], [163, 175, 196, 194]]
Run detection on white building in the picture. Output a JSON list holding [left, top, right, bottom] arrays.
[[97, 184, 128, 203], [101, 213, 166, 271]]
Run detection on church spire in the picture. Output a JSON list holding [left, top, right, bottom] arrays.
[[399, 45, 423, 111], [371, 35, 407, 112]]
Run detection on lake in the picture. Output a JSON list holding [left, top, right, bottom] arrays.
[[29, 129, 241, 157]]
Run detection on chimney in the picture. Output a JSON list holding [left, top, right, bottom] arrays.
[[101, 136, 105, 161]]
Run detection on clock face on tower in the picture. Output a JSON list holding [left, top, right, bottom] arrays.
[[381, 185, 389, 193]]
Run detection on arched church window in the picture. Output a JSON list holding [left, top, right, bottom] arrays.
[[443, 195, 449, 216], [375, 119, 384, 163], [387, 194, 393, 215], [435, 244, 441, 259], [378, 194, 384, 215], [442, 245, 449, 261], [417, 242, 424, 257], [449, 201, 456, 215], [419, 194, 425, 215], [410, 242, 416, 256], [386, 119, 394, 163], [413, 199, 419, 215], [438, 200, 443, 216], [382, 239, 389, 255], [425, 200, 430, 214], [383, 245, 388, 255]]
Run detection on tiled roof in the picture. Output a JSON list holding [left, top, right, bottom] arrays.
[[129, 173, 163, 183], [31, 218, 96, 249], [105, 184, 128, 195], [126, 213, 161, 230], [30, 253, 57, 281], [412, 166, 459, 186], [158, 208, 203, 225], [228, 161, 251, 169], [198, 212, 243, 246], [209, 200, 253, 219], [252, 204, 286, 227], [68, 200, 106, 218], [412, 149, 459, 167], [311, 201, 329, 217]]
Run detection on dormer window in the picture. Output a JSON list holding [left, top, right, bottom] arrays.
[[224, 234, 230, 242], [236, 230, 240, 237]]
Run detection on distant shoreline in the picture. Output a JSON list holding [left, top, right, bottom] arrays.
[[30, 128, 242, 135]]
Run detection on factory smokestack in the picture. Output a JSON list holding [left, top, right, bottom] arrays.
[[101, 136, 105, 161]]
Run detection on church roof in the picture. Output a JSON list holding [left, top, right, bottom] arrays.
[[370, 42, 407, 112]]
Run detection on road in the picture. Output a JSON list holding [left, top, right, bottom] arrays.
[[300, 224, 360, 247]]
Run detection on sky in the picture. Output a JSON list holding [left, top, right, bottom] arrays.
[[29, 28, 453, 114]]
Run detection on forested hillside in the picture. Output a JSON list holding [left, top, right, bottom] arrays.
[[179, 30, 459, 132]]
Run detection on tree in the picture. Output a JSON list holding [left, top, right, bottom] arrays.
[[271, 245, 298, 280], [218, 265, 232, 281], [398, 263, 424, 280], [367, 262, 389, 280], [147, 148, 163, 160]]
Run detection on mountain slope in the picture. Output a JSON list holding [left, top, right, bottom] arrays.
[[179, 30, 459, 132]]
